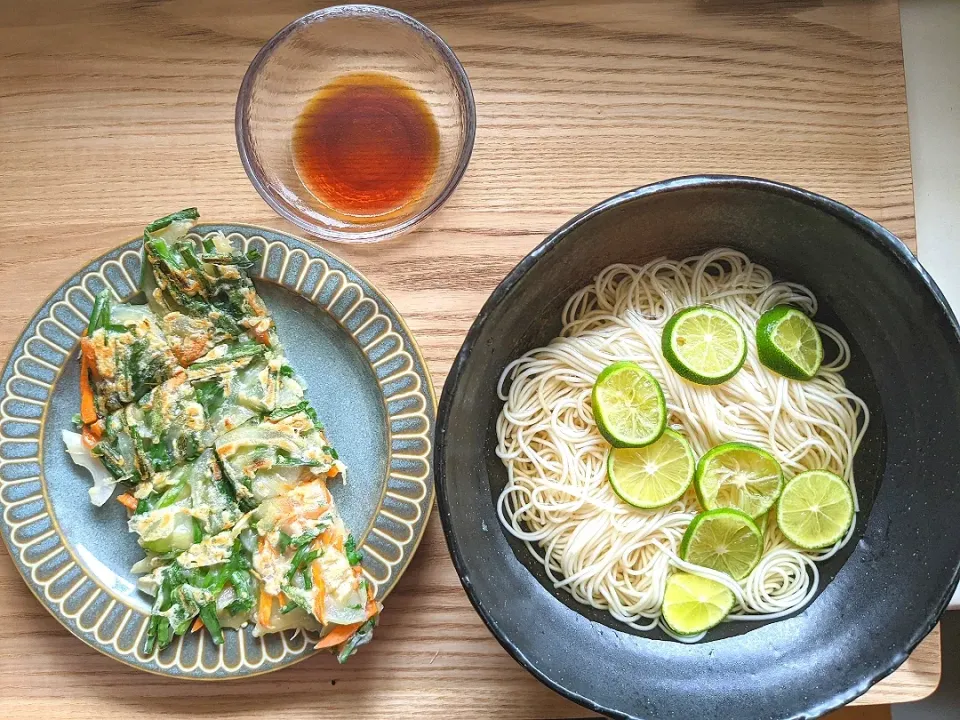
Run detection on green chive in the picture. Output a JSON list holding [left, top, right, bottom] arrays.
[[199, 603, 223, 645]]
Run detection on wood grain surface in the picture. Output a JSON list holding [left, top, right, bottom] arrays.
[[0, 0, 939, 717]]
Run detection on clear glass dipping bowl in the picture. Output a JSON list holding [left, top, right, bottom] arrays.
[[236, 4, 476, 244]]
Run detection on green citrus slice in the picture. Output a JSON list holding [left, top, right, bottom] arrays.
[[592, 361, 666, 448], [680, 509, 763, 580], [607, 429, 695, 509], [756, 305, 823, 381], [695, 442, 783, 517], [777, 469, 854, 549], [662, 572, 735, 635], [662, 306, 747, 385]]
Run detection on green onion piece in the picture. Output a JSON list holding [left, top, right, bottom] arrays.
[[226, 571, 255, 615], [286, 546, 320, 582], [144, 616, 158, 654], [268, 401, 309, 421], [86, 289, 112, 334], [156, 617, 171, 648], [304, 405, 324, 431], [199, 603, 223, 645], [135, 496, 155, 515], [189, 342, 265, 369], [156, 476, 188, 509], [344, 534, 363, 566], [145, 208, 199, 234]]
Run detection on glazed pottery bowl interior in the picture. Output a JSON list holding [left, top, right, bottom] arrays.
[[436, 176, 960, 719], [236, 4, 475, 244]]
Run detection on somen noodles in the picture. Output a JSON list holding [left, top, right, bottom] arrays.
[[495, 249, 867, 639]]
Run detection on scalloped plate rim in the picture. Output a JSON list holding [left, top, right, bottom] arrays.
[[0, 221, 436, 680]]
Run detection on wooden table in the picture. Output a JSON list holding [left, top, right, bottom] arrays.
[[0, 0, 942, 717]]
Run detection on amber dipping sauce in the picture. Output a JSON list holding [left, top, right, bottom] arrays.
[[292, 72, 440, 220]]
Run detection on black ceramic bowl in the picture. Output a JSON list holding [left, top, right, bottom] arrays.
[[435, 176, 960, 720]]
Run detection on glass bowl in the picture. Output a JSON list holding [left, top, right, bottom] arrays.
[[236, 4, 476, 244]]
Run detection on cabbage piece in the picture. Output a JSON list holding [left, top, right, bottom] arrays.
[[128, 451, 240, 559], [62, 430, 119, 506], [215, 416, 337, 507], [216, 586, 251, 629], [255, 478, 332, 536], [130, 508, 195, 554], [314, 517, 368, 626], [191, 349, 303, 436], [176, 530, 234, 569], [253, 602, 320, 636]]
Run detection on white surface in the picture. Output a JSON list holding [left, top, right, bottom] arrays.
[[900, 0, 960, 609]]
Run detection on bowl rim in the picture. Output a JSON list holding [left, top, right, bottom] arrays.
[[235, 4, 476, 244], [434, 174, 960, 719]]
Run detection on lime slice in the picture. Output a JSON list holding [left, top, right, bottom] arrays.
[[592, 361, 666, 448], [607, 429, 695, 509], [680, 509, 763, 580], [662, 572, 735, 635], [777, 470, 854, 549], [756, 305, 823, 381], [695, 442, 783, 517], [662, 306, 747, 385]]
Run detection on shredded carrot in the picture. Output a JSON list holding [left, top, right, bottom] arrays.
[[175, 336, 210, 366], [319, 525, 345, 552], [311, 562, 325, 624], [252, 324, 271, 346], [78, 346, 98, 425], [81, 422, 102, 448], [258, 588, 273, 629], [314, 622, 362, 650], [116, 493, 138, 511], [257, 536, 274, 629], [191, 616, 204, 633], [296, 467, 314, 483], [364, 579, 379, 619], [301, 504, 329, 521], [327, 466, 339, 478]]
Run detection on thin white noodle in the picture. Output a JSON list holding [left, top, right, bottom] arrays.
[[495, 249, 868, 629]]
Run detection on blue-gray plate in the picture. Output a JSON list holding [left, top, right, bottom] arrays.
[[0, 224, 435, 679]]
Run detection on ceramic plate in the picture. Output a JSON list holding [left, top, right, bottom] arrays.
[[0, 223, 435, 679]]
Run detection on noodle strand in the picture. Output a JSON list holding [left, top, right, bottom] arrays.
[[496, 249, 867, 630]]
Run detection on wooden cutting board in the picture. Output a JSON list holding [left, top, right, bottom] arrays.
[[0, 0, 940, 717]]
